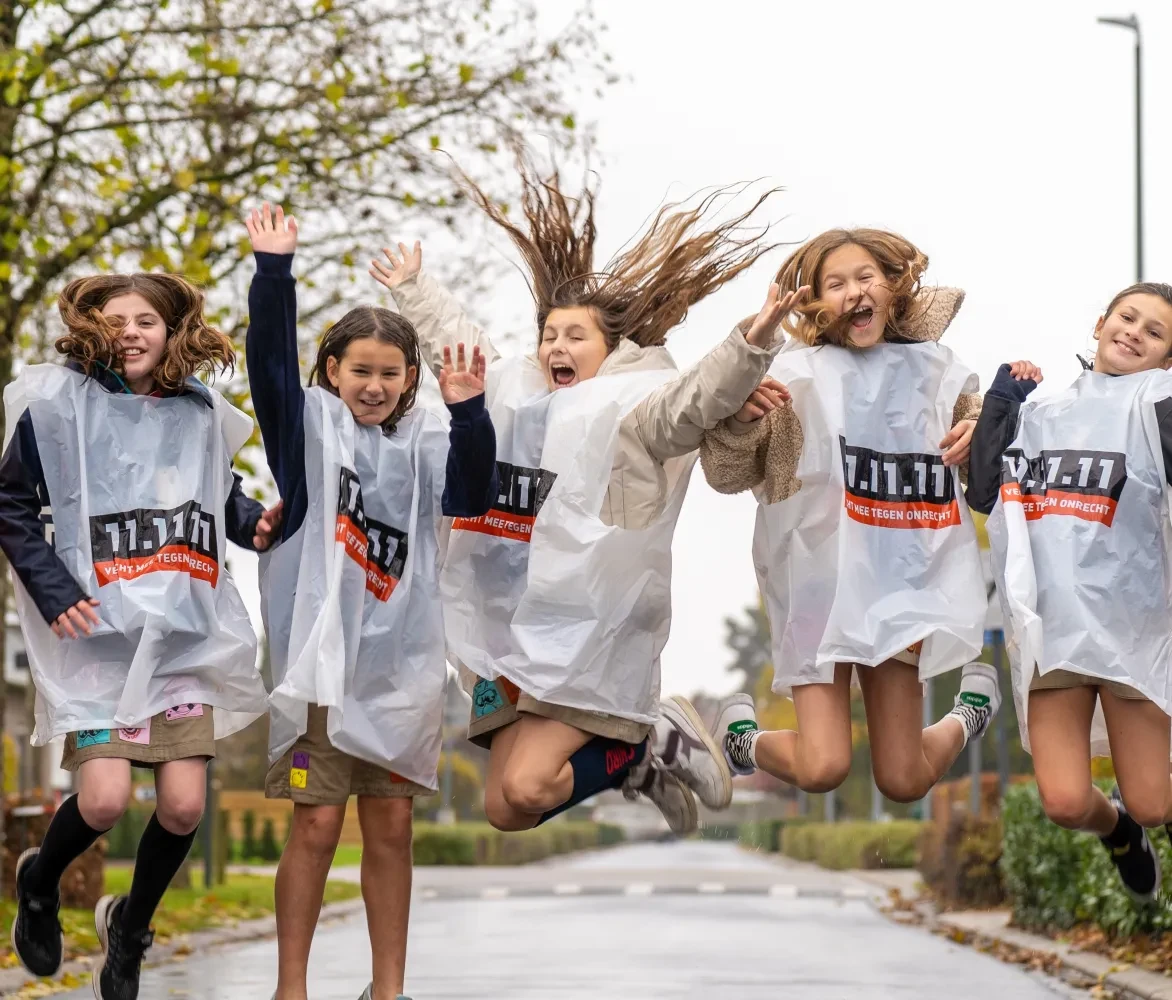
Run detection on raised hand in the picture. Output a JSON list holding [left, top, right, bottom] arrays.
[[734, 376, 791, 423], [253, 500, 284, 551], [245, 203, 299, 255], [1007, 360, 1043, 384], [745, 283, 812, 348], [52, 597, 101, 640], [439, 343, 486, 405], [370, 241, 423, 291]]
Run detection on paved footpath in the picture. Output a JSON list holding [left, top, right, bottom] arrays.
[[51, 842, 1085, 999]]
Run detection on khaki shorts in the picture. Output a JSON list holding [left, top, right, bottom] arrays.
[[1029, 669, 1145, 701], [890, 641, 923, 667], [265, 705, 431, 806], [60, 704, 214, 772], [466, 676, 652, 749]]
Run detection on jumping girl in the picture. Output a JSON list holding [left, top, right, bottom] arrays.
[[0, 273, 277, 1000], [245, 204, 497, 1000], [971, 282, 1172, 902], [700, 228, 1001, 805], [370, 155, 787, 835]]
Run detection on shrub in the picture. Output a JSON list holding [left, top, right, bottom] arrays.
[[411, 821, 624, 866], [1001, 781, 1172, 937], [258, 818, 281, 862], [918, 809, 1004, 908], [781, 820, 924, 870], [241, 810, 258, 860]]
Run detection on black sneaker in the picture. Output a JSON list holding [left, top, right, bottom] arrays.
[[1101, 791, 1161, 902], [11, 847, 64, 977], [93, 895, 154, 1000]]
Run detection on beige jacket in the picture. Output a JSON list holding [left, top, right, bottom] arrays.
[[700, 288, 982, 503], [390, 272, 783, 529]]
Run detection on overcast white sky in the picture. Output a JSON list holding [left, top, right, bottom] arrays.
[[228, 0, 1172, 699]]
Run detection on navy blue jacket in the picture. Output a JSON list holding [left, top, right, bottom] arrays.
[[965, 362, 1172, 515], [244, 251, 497, 541], [0, 362, 267, 624]]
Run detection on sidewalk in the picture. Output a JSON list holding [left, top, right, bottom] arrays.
[[846, 864, 1172, 1000]]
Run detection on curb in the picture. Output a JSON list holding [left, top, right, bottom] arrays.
[[901, 905, 1172, 1000], [0, 898, 365, 997]]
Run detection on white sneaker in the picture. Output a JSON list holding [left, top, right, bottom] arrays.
[[652, 695, 733, 810], [711, 694, 758, 777], [949, 662, 1002, 743], [623, 756, 698, 835]]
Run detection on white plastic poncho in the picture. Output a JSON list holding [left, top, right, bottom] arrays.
[[987, 369, 1172, 757], [3, 364, 264, 743], [442, 356, 694, 725], [757, 342, 986, 692], [261, 388, 449, 789]]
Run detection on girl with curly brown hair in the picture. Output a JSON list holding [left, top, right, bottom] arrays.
[[1, 271, 281, 1000], [370, 151, 788, 840], [699, 228, 1002, 810]]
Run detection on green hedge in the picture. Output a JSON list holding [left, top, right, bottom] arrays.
[[106, 807, 623, 867], [413, 821, 624, 866], [1002, 782, 1172, 937], [781, 820, 924, 870]]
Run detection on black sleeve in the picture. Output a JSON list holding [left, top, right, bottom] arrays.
[[245, 251, 307, 541], [1155, 398, 1172, 488], [223, 471, 266, 551], [0, 410, 90, 623], [440, 394, 499, 518], [965, 365, 1038, 515]]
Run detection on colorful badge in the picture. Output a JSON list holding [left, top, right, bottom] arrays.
[[118, 721, 151, 745], [472, 678, 504, 718], [165, 704, 204, 721], [290, 751, 309, 789], [76, 729, 111, 749]]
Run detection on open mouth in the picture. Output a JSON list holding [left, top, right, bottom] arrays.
[[1114, 340, 1140, 358], [550, 364, 576, 387], [122, 347, 145, 359], [849, 307, 874, 330]]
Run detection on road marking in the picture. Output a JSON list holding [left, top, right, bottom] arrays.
[[553, 883, 582, 896], [842, 886, 870, 899], [698, 882, 726, 894], [769, 884, 798, 898], [481, 887, 510, 900], [625, 883, 654, 896], [420, 889, 438, 900]]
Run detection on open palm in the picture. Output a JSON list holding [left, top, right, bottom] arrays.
[[439, 344, 486, 404]]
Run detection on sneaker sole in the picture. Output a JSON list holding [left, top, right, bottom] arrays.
[[91, 894, 117, 1000], [11, 847, 64, 979], [960, 662, 1002, 711], [668, 772, 699, 836], [666, 695, 734, 810]]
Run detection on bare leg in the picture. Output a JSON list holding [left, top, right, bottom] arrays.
[[357, 796, 414, 1000]]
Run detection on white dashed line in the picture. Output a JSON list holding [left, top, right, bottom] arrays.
[[769, 884, 798, 898], [698, 882, 726, 894], [553, 883, 582, 896], [842, 886, 870, 899], [480, 887, 510, 900], [624, 883, 654, 896]]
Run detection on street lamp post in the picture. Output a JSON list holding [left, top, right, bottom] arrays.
[[1098, 14, 1143, 282]]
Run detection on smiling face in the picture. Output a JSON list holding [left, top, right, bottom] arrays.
[[326, 337, 417, 426], [537, 305, 612, 391], [1093, 293, 1172, 375], [816, 244, 894, 348], [101, 292, 167, 394]]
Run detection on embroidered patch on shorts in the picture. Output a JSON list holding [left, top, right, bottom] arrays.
[[389, 770, 406, 784], [76, 729, 111, 748], [118, 722, 151, 745], [472, 678, 505, 718], [290, 751, 309, 789], [165, 704, 203, 721]]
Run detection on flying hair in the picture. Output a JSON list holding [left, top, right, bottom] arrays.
[[457, 149, 781, 350]]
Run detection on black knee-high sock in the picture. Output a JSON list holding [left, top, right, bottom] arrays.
[[120, 814, 198, 933], [536, 738, 649, 826], [24, 795, 107, 896]]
